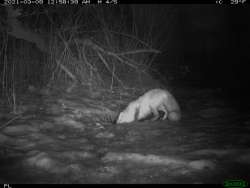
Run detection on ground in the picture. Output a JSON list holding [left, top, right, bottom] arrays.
[[0, 86, 249, 184]]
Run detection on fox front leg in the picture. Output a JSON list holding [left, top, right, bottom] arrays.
[[150, 107, 160, 121], [158, 105, 168, 120]]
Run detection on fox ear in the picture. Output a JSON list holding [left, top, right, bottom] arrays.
[[116, 114, 120, 123], [116, 112, 122, 123]]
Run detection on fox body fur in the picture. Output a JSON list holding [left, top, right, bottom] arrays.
[[116, 88, 181, 124]]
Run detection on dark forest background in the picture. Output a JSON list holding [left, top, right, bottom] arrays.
[[0, 5, 249, 104]]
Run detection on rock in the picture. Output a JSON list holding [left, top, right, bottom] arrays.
[[54, 115, 85, 130], [189, 160, 215, 170], [26, 152, 56, 171], [236, 153, 250, 164], [95, 131, 114, 139], [60, 151, 95, 160], [198, 107, 224, 118], [2, 124, 39, 136]]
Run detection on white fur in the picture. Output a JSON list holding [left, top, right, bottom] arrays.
[[116, 88, 181, 124]]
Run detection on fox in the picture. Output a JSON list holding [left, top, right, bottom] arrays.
[[116, 88, 181, 124]]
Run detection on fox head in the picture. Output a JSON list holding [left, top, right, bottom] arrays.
[[116, 102, 139, 124]]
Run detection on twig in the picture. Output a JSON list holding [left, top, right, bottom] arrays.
[[104, 29, 153, 49], [0, 114, 22, 130], [78, 39, 140, 69], [116, 49, 161, 55], [55, 59, 78, 92], [111, 62, 115, 90], [96, 51, 125, 88], [56, 59, 77, 82]]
